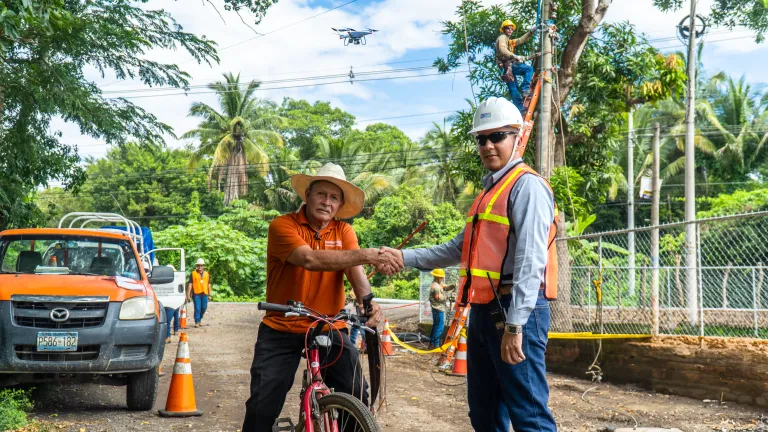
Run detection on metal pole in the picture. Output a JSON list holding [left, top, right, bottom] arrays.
[[538, 0, 552, 177], [628, 108, 636, 297], [754, 267, 759, 338], [685, 0, 699, 325], [651, 123, 661, 337], [598, 237, 604, 335], [588, 268, 592, 323], [697, 223, 704, 337]]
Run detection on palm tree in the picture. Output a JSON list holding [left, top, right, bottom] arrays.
[[183, 73, 286, 205], [251, 146, 302, 213], [422, 121, 462, 203]]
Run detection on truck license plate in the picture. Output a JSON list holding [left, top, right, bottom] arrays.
[[37, 332, 78, 351]]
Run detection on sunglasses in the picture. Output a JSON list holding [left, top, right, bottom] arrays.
[[475, 131, 517, 147]]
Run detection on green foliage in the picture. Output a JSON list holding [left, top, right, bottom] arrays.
[[276, 98, 355, 160], [217, 200, 279, 238], [697, 188, 768, 217], [373, 279, 420, 300], [0, 388, 33, 431], [154, 218, 265, 299], [0, 0, 218, 230], [653, 0, 768, 43]]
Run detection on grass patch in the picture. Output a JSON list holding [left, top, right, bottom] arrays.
[[0, 388, 33, 431]]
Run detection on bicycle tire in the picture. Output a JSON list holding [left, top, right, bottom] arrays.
[[296, 393, 380, 432]]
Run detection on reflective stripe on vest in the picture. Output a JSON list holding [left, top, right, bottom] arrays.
[[458, 162, 558, 305], [192, 271, 210, 295]]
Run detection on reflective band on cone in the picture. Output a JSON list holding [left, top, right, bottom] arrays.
[[381, 320, 394, 356], [447, 335, 467, 376], [158, 332, 203, 417], [179, 307, 188, 330]]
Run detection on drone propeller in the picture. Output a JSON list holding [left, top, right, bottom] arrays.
[[366, 28, 379, 32]]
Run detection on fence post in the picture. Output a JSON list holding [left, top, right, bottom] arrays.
[[753, 267, 758, 338], [651, 122, 660, 337], [697, 223, 704, 338], [598, 236, 604, 334], [587, 268, 592, 323]]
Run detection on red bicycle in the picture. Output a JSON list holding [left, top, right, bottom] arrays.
[[257, 301, 380, 432]]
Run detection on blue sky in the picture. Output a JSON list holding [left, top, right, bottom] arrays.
[[55, 0, 768, 161]]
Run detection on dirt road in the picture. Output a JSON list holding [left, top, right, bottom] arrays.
[[29, 303, 767, 431]]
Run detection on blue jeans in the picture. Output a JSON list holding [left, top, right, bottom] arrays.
[[349, 325, 361, 345], [164, 307, 179, 338], [466, 291, 557, 431], [502, 63, 534, 113], [193, 294, 209, 324], [430, 308, 445, 347]]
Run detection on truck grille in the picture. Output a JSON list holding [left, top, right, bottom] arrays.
[[12, 299, 108, 329], [14, 345, 100, 362]]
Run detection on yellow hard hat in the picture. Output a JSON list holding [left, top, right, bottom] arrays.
[[431, 269, 446, 278], [500, 20, 516, 33]]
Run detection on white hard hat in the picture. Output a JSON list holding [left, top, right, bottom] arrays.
[[195, 258, 205, 266], [469, 97, 523, 136]]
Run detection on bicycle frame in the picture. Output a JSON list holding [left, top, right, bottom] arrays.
[[300, 321, 343, 432]]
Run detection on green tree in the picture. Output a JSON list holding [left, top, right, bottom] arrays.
[[277, 98, 356, 160], [37, 143, 226, 230], [422, 121, 463, 203], [183, 73, 286, 205], [0, 0, 218, 229]]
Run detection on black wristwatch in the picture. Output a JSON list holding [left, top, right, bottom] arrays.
[[505, 324, 523, 335]]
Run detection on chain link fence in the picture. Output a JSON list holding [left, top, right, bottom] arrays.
[[558, 211, 768, 339], [418, 211, 768, 340]]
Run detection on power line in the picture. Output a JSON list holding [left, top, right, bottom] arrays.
[[100, 0, 365, 88]]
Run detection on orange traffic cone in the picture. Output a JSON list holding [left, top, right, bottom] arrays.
[[447, 334, 467, 376], [179, 305, 188, 330], [158, 333, 203, 417], [381, 320, 394, 356]]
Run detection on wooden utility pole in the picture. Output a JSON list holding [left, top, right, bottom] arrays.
[[538, 0, 552, 178]]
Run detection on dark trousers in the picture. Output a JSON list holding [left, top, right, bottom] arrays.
[[430, 308, 445, 347], [466, 292, 557, 431], [192, 294, 208, 324], [502, 63, 534, 113], [242, 323, 369, 432]]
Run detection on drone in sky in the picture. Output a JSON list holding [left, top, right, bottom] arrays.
[[332, 27, 378, 46]]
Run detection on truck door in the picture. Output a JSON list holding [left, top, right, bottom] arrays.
[[143, 248, 186, 310]]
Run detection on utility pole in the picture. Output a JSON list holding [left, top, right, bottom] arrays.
[[538, 0, 552, 178], [651, 123, 661, 337], [627, 108, 636, 297], [684, 0, 698, 324]]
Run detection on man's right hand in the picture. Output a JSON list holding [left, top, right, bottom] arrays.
[[376, 247, 404, 275]]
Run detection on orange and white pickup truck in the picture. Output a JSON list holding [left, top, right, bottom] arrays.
[[0, 213, 176, 410]]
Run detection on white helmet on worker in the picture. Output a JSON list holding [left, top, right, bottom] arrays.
[[469, 97, 523, 136], [195, 258, 205, 266]]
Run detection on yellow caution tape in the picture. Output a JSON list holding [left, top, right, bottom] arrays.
[[388, 328, 468, 355], [548, 332, 652, 340]]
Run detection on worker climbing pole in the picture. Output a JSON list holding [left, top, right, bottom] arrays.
[[495, 19, 537, 114]]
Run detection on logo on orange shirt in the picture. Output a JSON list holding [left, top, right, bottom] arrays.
[[325, 240, 343, 249]]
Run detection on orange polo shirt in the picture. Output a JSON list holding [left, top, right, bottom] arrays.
[[263, 205, 360, 334]]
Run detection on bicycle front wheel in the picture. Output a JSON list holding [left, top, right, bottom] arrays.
[[296, 393, 380, 432]]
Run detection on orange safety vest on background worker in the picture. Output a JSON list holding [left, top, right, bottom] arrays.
[[458, 162, 558, 305], [191, 271, 210, 295]]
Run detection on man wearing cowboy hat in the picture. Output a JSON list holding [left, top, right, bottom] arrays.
[[242, 162, 400, 432]]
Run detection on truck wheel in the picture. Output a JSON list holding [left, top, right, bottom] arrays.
[[126, 366, 159, 411]]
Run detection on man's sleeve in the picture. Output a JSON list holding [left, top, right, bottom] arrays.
[[341, 223, 361, 250], [267, 218, 309, 263], [402, 228, 464, 271], [506, 175, 554, 326], [496, 35, 515, 59], [513, 30, 533, 47]]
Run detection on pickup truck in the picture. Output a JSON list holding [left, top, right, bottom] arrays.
[[0, 213, 173, 410]]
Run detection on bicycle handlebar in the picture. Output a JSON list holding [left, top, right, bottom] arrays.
[[257, 302, 293, 313]]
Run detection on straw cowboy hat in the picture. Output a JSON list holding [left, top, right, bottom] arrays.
[[291, 163, 366, 219]]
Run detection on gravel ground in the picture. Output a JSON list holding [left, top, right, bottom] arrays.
[[22, 302, 768, 431]]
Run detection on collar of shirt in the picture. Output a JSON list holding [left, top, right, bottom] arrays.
[[295, 204, 338, 238], [482, 157, 523, 190]]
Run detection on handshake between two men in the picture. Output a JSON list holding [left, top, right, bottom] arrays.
[[371, 247, 405, 276]]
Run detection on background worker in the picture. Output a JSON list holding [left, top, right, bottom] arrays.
[[428, 269, 454, 349], [186, 258, 211, 328], [379, 97, 559, 431], [496, 19, 537, 113], [242, 162, 399, 432]]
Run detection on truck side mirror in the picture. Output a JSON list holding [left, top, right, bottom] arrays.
[[148, 266, 174, 285]]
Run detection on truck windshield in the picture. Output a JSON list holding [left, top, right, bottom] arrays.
[[0, 235, 141, 280]]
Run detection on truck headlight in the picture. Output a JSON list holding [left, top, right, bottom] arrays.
[[119, 296, 156, 320]]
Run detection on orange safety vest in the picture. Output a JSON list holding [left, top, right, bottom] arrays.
[[192, 271, 210, 295], [458, 162, 558, 305]]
